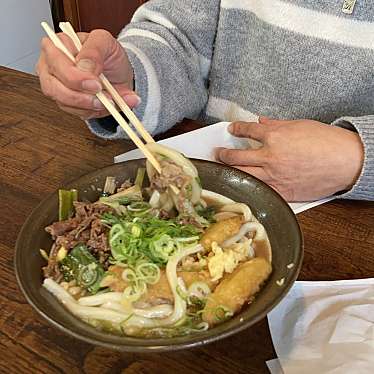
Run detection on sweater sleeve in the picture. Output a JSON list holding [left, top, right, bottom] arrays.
[[87, 0, 220, 139], [331, 115, 374, 201]]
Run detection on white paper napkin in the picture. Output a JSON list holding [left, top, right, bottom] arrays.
[[266, 279, 374, 374], [114, 122, 335, 214]]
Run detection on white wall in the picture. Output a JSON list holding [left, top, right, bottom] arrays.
[[0, 0, 53, 74]]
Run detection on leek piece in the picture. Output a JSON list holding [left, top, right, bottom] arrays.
[[60, 244, 104, 294], [134, 168, 146, 188], [58, 189, 78, 221], [103, 176, 117, 196], [40, 249, 49, 261], [99, 185, 142, 204]]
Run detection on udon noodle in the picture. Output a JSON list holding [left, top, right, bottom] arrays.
[[41, 144, 272, 338]]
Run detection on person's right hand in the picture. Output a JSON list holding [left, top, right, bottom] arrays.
[[36, 29, 140, 120]]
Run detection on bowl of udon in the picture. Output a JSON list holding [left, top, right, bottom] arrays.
[[15, 144, 303, 352]]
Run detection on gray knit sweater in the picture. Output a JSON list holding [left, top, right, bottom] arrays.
[[88, 0, 374, 201]]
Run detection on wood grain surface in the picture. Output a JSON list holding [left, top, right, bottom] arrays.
[[0, 66, 373, 373]]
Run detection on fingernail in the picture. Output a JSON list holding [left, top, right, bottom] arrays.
[[93, 98, 104, 110], [123, 94, 141, 108], [82, 80, 102, 93], [77, 59, 96, 72], [228, 123, 234, 133]]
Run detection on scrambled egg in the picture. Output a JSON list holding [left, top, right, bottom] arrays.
[[208, 240, 253, 281]]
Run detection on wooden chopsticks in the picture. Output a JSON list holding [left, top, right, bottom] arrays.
[[58, 22, 155, 145], [41, 21, 161, 174]]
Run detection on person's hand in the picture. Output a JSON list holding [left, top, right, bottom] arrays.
[[36, 29, 139, 120], [215, 117, 364, 202]]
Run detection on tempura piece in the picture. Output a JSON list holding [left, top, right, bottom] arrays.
[[140, 270, 218, 305], [179, 270, 218, 290], [139, 270, 173, 304], [200, 216, 243, 251], [202, 257, 272, 326], [102, 266, 218, 305]]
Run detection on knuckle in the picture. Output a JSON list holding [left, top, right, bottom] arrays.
[[57, 90, 78, 106], [261, 149, 271, 166], [76, 93, 95, 109], [58, 103, 80, 117], [60, 91, 93, 110], [265, 129, 281, 145], [85, 49, 102, 64], [91, 28, 112, 40], [282, 187, 295, 202], [61, 70, 81, 90], [222, 150, 236, 164], [49, 65, 82, 90]]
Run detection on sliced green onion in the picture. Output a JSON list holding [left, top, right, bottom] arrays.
[[188, 281, 211, 299], [214, 305, 234, 322], [136, 262, 160, 285], [127, 201, 151, 212], [107, 211, 201, 266], [131, 224, 141, 237], [122, 282, 147, 302], [78, 263, 100, 288], [187, 295, 206, 309], [176, 285, 188, 301]]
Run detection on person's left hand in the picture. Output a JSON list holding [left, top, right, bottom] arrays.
[[215, 117, 364, 202]]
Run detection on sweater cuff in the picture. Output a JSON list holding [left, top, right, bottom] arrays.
[[86, 115, 125, 140], [123, 42, 161, 135], [331, 115, 374, 201]]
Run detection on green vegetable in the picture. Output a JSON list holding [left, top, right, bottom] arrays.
[[187, 295, 206, 309], [116, 197, 135, 205], [134, 168, 146, 188], [99, 185, 142, 209], [60, 244, 104, 294], [213, 305, 234, 322], [121, 261, 161, 302], [105, 185, 142, 201], [195, 205, 216, 223], [58, 189, 78, 221]]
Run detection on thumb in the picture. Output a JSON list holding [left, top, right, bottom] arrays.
[[75, 30, 116, 76]]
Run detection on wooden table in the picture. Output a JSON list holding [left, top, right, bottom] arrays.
[[1, 66, 373, 374]]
